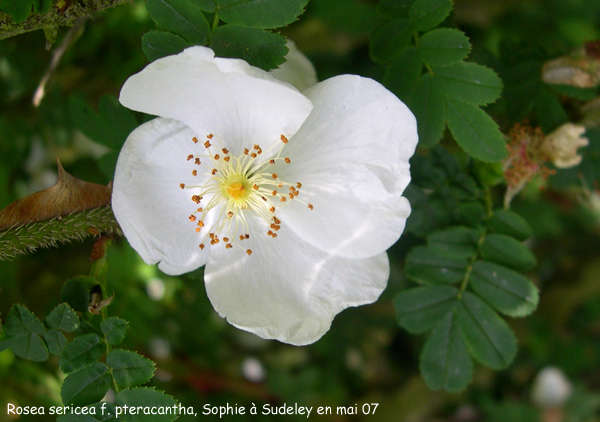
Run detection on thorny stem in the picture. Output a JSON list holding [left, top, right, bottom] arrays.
[[0, 0, 129, 45]]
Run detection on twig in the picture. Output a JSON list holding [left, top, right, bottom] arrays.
[[33, 17, 87, 107]]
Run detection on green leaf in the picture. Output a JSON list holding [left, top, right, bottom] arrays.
[[46, 304, 79, 332], [535, 87, 569, 134], [146, 0, 210, 45], [420, 311, 473, 392], [213, 0, 309, 29], [393, 285, 459, 334], [456, 292, 517, 369], [35, 0, 52, 13], [196, 0, 216, 12], [419, 28, 471, 66], [383, 45, 423, 102], [107, 350, 156, 388], [44, 329, 68, 355], [480, 234, 537, 271], [59, 333, 105, 374], [101, 317, 129, 346], [4, 305, 49, 362], [412, 73, 446, 147], [549, 84, 598, 101], [378, 0, 413, 19], [488, 210, 532, 241], [369, 18, 413, 63], [210, 25, 287, 71], [434, 62, 502, 105], [57, 403, 118, 422], [69, 95, 139, 151], [4, 305, 46, 336], [406, 246, 468, 284], [470, 261, 539, 317], [61, 277, 92, 313], [445, 97, 507, 162], [115, 388, 178, 422], [409, 0, 452, 31], [0, 332, 12, 353], [0, 0, 33, 23], [142, 30, 192, 62], [427, 226, 480, 259], [61, 362, 112, 407]]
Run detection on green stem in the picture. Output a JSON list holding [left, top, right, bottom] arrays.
[[458, 187, 493, 298], [212, 12, 219, 32], [89, 239, 120, 393]]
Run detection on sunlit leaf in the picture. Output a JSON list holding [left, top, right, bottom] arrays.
[[394, 285, 459, 333], [427, 226, 480, 259], [456, 292, 517, 369], [101, 317, 129, 346], [61, 362, 111, 406], [420, 311, 473, 391], [445, 97, 507, 162], [406, 246, 468, 284], [107, 350, 156, 388], [419, 28, 471, 66], [409, 0, 452, 31], [480, 234, 537, 271], [59, 333, 105, 374], [470, 261, 539, 317], [212, 0, 309, 28], [411, 74, 446, 147], [488, 210, 533, 241], [146, 0, 210, 45]]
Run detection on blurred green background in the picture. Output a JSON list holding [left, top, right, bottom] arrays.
[[2, 0, 600, 421]]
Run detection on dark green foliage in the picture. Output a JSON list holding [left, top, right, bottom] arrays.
[[397, 144, 538, 391], [61, 362, 112, 406], [207, 0, 309, 29], [107, 350, 156, 388], [211, 25, 288, 71], [0, 0, 51, 23], [59, 333, 105, 374], [371, 0, 505, 161], [3, 305, 48, 362], [146, 0, 211, 45], [101, 317, 129, 345], [142, 30, 191, 62]]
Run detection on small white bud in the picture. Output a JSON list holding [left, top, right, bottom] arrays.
[[531, 367, 572, 408]]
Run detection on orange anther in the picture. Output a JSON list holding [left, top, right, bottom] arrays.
[[187, 154, 194, 161], [199, 243, 205, 249], [280, 134, 288, 143], [180, 183, 185, 189], [192, 137, 199, 143], [246, 249, 252, 255], [284, 158, 291, 164], [308, 203, 314, 210], [207, 134, 214, 139]]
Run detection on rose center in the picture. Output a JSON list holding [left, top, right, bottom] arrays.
[[179, 133, 313, 255]]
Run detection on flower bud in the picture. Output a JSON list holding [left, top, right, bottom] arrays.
[[531, 367, 572, 408]]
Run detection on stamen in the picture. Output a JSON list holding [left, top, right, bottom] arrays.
[[281, 135, 288, 143]]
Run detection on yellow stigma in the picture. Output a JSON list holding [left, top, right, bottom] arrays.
[[226, 181, 247, 200]]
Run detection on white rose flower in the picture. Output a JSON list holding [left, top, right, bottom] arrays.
[[112, 46, 417, 345]]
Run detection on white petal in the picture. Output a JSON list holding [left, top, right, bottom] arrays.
[[204, 216, 389, 345], [112, 117, 213, 275], [119, 46, 313, 156], [269, 40, 318, 92], [277, 75, 418, 258]]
